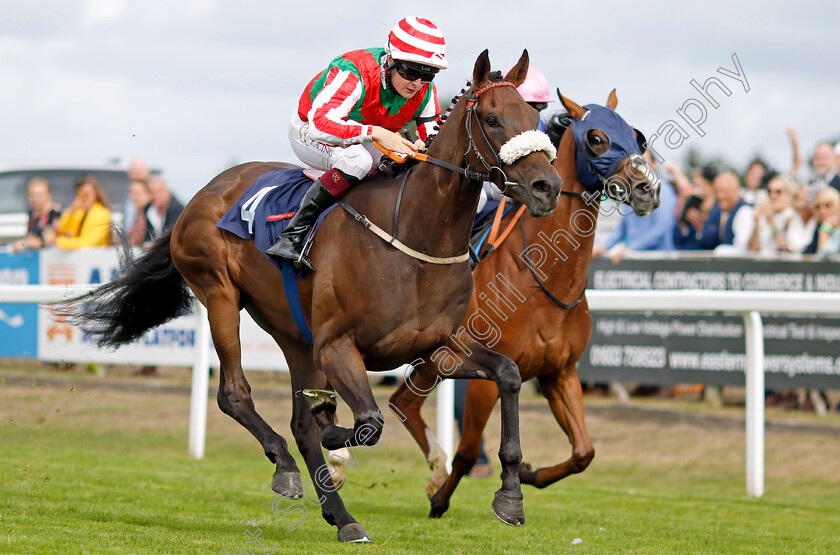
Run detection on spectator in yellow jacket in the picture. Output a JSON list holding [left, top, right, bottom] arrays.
[[56, 175, 112, 249]]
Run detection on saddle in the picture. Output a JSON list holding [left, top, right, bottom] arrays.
[[216, 168, 339, 270], [215, 155, 408, 270]]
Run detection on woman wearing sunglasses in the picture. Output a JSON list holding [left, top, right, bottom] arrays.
[[267, 16, 447, 270], [748, 173, 797, 255]]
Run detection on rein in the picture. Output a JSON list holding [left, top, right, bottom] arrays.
[[372, 80, 522, 186], [479, 197, 527, 258], [344, 79, 550, 266], [519, 217, 586, 309]]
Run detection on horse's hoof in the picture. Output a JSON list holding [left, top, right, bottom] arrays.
[[328, 448, 349, 490], [271, 471, 304, 499], [425, 470, 449, 499], [492, 490, 525, 526], [300, 389, 338, 414], [428, 493, 449, 519], [518, 462, 537, 486], [337, 522, 371, 543]]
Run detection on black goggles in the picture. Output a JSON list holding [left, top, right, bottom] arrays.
[[391, 60, 438, 84]]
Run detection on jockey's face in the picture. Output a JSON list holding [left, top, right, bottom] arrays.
[[387, 56, 424, 100]]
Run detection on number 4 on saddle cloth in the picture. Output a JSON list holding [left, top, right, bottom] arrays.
[[216, 168, 337, 270]]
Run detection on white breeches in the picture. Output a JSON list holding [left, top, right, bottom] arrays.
[[288, 114, 378, 180]]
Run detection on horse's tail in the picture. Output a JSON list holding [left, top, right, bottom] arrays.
[[62, 231, 193, 349]]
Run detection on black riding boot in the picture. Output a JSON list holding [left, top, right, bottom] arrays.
[[265, 178, 337, 271]]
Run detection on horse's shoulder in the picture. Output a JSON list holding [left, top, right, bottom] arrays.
[[342, 174, 401, 210]]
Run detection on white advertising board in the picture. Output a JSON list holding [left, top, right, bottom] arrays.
[[36, 247, 288, 371]]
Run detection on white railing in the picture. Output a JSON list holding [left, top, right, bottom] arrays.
[[586, 289, 840, 497], [3, 286, 840, 497]]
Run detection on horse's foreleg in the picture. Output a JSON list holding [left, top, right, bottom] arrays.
[[520, 366, 594, 488], [206, 289, 301, 498], [389, 370, 450, 497], [283, 345, 370, 543], [419, 338, 524, 526], [312, 336, 383, 450]]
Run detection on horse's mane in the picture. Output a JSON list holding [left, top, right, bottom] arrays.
[[379, 79, 471, 178], [544, 111, 573, 149]]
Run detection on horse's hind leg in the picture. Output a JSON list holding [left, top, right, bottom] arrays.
[[282, 342, 371, 543], [202, 286, 302, 498], [519, 365, 594, 488]]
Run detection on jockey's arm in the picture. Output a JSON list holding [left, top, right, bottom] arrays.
[[306, 69, 424, 157]]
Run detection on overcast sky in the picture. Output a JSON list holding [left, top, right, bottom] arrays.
[[2, 0, 838, 201]]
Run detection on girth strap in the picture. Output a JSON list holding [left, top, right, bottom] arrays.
[[281, 262, 314, 345]]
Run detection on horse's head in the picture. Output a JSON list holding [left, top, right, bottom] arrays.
[[463, 50, 562, 217], [558, 90, 660, 216]]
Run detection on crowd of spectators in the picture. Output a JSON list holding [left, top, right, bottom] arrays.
[[9, 158, 185, 377], [595, 129, 840, 260], [592, 130, 840, 410], [12, 158, 184, 253]]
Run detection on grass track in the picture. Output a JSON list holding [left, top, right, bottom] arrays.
[[1, 376, 839, 554]]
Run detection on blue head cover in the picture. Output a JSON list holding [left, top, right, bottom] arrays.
[[570, 104, 641, 191]]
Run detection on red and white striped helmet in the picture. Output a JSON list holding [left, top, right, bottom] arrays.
[[386, 16, 447, 70]]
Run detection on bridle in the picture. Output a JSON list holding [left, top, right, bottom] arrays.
[[582, 152, 650, 206], [380, 79, 554, 193], [349, 79, 555, 266], [463, 80, 521, 194]]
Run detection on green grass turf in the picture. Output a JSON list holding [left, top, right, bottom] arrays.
[[1, 384, 839, 554]]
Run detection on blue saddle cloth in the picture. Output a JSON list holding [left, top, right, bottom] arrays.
[[216, 168, 337, 269]]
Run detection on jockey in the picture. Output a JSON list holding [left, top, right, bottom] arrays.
[[517, 66, 551, 131], [477, 66, 552, 213], [266, 16, 448, 271]]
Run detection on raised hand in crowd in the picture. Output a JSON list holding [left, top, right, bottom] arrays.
[[786, 127, 801, 177]]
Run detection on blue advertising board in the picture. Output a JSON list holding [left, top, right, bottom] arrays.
[[0, 251, 39, 357]]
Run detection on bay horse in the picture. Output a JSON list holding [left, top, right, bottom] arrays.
[[65, 50, 563, 542], [389, 90, 661, 518]]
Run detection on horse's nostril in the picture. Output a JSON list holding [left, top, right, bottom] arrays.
[[533, 180, 550, 194], [634, 182, 652, 196]]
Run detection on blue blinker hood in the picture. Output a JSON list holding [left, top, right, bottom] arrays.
[[571, 104, 642, 192]]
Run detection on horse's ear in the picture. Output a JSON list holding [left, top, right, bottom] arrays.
[[473, 49, 491, 86], [504, 49, 530, 87], [606, 88, 618, 110], [557, 89, 587, 120]]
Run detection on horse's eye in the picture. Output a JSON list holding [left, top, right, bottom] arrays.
[[591, 135, 603, 145], [485, 116, 500, 128]]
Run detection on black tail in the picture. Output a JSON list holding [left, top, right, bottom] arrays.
[[61, 231, 193, 349]]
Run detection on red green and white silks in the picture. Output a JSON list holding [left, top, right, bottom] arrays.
[[297, 48, 439, 146]]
